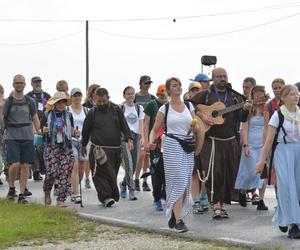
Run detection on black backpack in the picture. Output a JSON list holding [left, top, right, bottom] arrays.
[[268, 109, 286, 184]]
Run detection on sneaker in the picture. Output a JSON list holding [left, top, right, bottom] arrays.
[[7, 187, 17, 199], [129, 191, 138, 201], [54, 187, 59, 196], [104, 198, 115, 207], [24, 188, 32, 196], [257, 200, 268, 211], [119, 182, 127, 199], [134, 179, 140, 192], [288, 224, 300, 239], [168, 210, 176, 229], [85, 179, 91, 189], [142, 182, 151, 192], [18, 194, 28, 204], [239, 192, 247, 207], [33, 170, 43, 181], [174, 220, 188, 233], [74, 195, 82, 204], [279, 226, 288, 233], [193, 201, 204, 214], [154, 200, 163, 211]]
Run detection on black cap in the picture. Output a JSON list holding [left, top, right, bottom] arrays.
[[140, 75, 152, 84], [31, 76, 42, 82]]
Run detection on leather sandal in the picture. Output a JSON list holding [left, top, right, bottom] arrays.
[[212, 208, 222, 220]]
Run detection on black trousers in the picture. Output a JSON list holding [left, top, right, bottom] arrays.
[[150, 149, 166, 202]]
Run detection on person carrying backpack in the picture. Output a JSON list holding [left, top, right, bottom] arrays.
[[256, 85, 300, 239], [4, 75, 40, 203]]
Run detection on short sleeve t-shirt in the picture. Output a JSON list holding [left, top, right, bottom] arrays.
[[3, 96, 37, 140], [123, 104, 144, 134], [144, 99, 163, 132], [159, 102, 194, 135], [269, 110, 300, 143], [69, 107, 86, 139], [134, 93, 156, 108]]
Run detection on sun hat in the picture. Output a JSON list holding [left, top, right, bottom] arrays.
[[47, 91, 72, 106]]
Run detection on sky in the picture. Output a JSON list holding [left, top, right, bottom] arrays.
[[0, 0, 300, 102]]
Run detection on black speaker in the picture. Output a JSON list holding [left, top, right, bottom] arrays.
[[201, 55, 217, 66]]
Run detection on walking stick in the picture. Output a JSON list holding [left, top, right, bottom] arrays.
[[75, 126, 83, 207]]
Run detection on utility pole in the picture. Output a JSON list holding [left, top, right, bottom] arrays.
[[85, 20, 89, 91]]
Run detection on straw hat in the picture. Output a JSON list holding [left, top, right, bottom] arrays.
[[47, 91, 72, 106]]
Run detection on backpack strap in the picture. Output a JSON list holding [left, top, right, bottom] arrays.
[[268, 109, 285, 184], [267, 101, 273, 119], [164, 101, 192, 135], [135, 104, 140, 117], [83, 107, 89, 116]]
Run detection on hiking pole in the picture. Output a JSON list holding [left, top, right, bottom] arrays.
[[75, 126, 83, 208]]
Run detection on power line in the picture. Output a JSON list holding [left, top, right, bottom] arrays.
[[0, 2, 300, 23], [0, 30, 84, 46], [90, 12, 300, 40]]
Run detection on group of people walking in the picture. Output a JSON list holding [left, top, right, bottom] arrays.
[[1, 69, 300, 237]]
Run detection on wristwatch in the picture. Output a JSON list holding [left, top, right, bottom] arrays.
[[243, 144, 249, 148]]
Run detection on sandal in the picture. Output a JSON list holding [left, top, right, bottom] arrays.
[[221, 208, 229, 219], [212, 208, 222, 220], [251, 194, 260, 205]]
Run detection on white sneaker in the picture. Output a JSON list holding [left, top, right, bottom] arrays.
[[104, 198, 115, 207]]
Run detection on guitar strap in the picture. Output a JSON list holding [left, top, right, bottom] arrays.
[[226, 86, 246, 101]]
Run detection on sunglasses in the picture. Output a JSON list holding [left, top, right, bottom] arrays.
[[143, 82, 152, 85]]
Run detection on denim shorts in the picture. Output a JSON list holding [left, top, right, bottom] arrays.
[[72, 140, 90, 162], [6, 139, 35, 164]]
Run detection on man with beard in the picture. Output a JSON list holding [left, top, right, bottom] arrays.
[[190, 67, 251, 219], [26, 76, 51, 181], [80, 88, 133, 207]]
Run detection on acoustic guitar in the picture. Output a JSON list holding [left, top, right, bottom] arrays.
[[196, 95, 269, 132]]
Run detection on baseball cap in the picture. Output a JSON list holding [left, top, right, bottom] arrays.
[[31, 76, 42, 82], [190, 73, 210, 82], [140, 75, 152, 84], [156, 84, 165, 94], [188, 82, 202, 91], [70, 87, 82, 96]]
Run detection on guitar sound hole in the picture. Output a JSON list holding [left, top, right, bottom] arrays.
[[211, 110, 218, 118]]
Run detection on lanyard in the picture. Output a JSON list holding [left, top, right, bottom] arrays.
[[213, 87, 228, 104], [53, 110, 64, 131], [32, 90, 47, 106]]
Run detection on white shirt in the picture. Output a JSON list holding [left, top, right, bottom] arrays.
[[269, 110, 300, 143], [69, 106, 86, 139], [123, 104, 144, 134], [159, 102, 194, 135]]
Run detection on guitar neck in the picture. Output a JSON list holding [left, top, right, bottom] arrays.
[[217, 102, 245, 116]]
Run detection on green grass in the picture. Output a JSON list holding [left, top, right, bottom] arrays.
[[0, 199, 91, 250]]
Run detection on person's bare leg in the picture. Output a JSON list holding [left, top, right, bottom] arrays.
[[173, 194, 184, 222], [19, 164, 30, 194], [8, 163, 20, 188], [71, 160, 79, 195], [191, 173, 200, 201]]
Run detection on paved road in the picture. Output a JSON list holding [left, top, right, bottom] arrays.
[[1, 170, 299, 249]]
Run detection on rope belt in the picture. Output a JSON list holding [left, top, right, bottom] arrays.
[[197, 135, 236, 202], [90, 142, 120, 177]]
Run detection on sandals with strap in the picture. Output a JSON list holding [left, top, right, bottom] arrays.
[[221, 208, 229, 219], [212, 208, 222, 220]]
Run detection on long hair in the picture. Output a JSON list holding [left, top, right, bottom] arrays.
[[85, 84, 100, 103], [248, 85, 266, 117]]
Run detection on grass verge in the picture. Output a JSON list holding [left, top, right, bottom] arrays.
[[0, 199, 93, 250]]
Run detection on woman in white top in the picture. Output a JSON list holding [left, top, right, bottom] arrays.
[[149, 77, 203, 233], [256, 85, 300, 238], [69, 88, 90, 204], [120, 86, 144, 200]]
